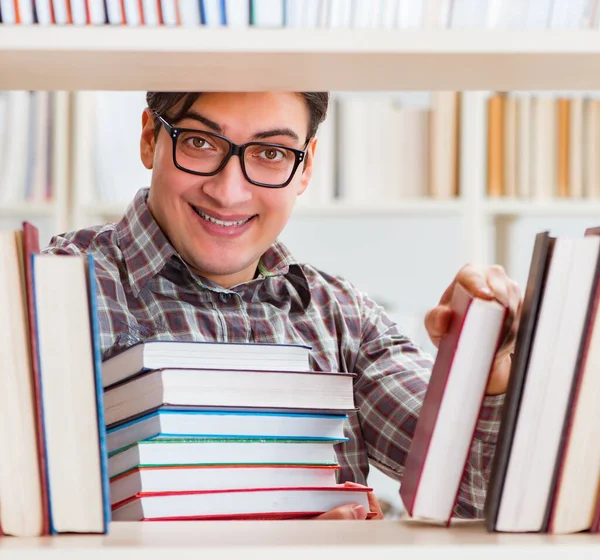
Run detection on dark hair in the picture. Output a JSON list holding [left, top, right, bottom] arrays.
[[146, 92, 329, 141]]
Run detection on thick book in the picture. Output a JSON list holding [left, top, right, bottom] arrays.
[[107, 437, 340, 479], [111, 486, 372, 521], [32, 254, 110, 534], [104, 367, 356, 427], [110, 464, 340, 505], [400, 283, 507, 524], [102, 340, 312, 388], [493, 235, 600, 533], [0, 226, 46, 536], [106, 409, 349, 454], [484, 231, 554, 531], [547, 229, 600, 534]]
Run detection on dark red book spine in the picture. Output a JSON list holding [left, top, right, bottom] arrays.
[[22, 221, 50, 535]]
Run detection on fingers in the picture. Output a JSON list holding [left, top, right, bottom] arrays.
[[424, 305, 453, 348], [342, 482, 385, 519], [456, 263, 495, 300], [314, 503, 368, 520]]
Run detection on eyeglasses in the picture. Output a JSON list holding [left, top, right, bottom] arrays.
[[153, 112, 308, 188]]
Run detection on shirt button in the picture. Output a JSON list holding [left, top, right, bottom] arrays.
[[219, 293, 232, 303]]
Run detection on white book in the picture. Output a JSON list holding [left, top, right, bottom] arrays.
[[379, 0, 398, 28], [396, 0, 424, 28], [105, 0, 124, 24], [104, 366, 354, 426], [253, 0, 283, 27], [337, 96, 371, 203], [493, 0, 529, 28], [112, 487, 370, 521], [516, 95, 532, 199], [531, 97, 556, 199], [17, 0, 34, 23], [549, 0, 589, 28], [202, 0, 223, 26], [328, 0, 352, 28], [108, 439, 340, 478], [52, 0, 69, 24], [161, 0, 179, 25], [399, 107, 429, 198], [35, 0, 53, 24], [225, 0, 249, 26], [0, 91, 31, 204], [302, 0, 321, 27], [503, 94, 517, 197], [110, 465, 340, 506], [496, 236, 600, 532], [569, 96, 584, 198], [89, 0, 107, 24], [285, 0, 304, 27], [0, 0, 16, 24], [106, 409, 348, 453], [102, 339, 312, 388], [524, 0, 553, 28], [179, 0, 201, 25], [70, 0, 87, 24], [123, 0, 141, 25], [142, 0, 159, 25]]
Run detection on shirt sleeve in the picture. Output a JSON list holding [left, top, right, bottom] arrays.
[[352, 290, 505, 519]]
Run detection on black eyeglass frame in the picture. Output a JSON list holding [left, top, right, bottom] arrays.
[[153, 111, 308, 189]]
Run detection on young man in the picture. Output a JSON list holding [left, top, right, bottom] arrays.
[[43, 91, 521, 521]]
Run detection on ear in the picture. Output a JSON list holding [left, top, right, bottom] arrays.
[[140, 108, 156, 170], [297, 137, 318, 196]]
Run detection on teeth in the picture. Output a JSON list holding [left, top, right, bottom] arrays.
[[193, 207, 252, 227]]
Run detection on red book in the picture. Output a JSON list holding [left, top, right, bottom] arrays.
[[112, 486, 373, 521], [22, 221, 51, 535], [400, 283, 507, 525]]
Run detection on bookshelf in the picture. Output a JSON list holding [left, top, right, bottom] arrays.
[[0, 519, 597, 557], [3, 23, 600, 540], [5, 28, 600, 90]]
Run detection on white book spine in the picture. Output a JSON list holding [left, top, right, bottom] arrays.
[[161, 0, 179, 26], [0, 0, 16, 24], [226, 0, 249, 27], [105, 0, 124, 24], [70, 0, 88, 25]]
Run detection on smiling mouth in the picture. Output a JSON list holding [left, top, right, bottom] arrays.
[[191, 205, 256, 227]]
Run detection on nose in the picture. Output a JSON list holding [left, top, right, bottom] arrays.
[[201, 154, 253, 208]]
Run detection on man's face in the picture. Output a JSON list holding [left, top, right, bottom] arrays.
[[141, 92, 316, 288]]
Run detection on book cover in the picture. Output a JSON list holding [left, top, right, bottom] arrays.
[[484, 231, 555, 531], [86, 255, 111, 533], [400, 283, 506, 523]]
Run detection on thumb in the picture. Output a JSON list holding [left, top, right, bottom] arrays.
[[314, 504, 368, 520]]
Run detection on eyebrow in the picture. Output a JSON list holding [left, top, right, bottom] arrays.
[[179, 111, 300, 143]]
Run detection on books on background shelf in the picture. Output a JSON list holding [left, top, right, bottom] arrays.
[[487, 92, 600, 200], [399, 283, 507, 524], [0, 221, 109, 536], [0, 91, 65, 208], [103, 342, 371, 521], [1, 0, 600, 30]]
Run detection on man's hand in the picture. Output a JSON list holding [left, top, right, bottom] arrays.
[[424, 264, 522, 395], [313, 481, 384, 520]]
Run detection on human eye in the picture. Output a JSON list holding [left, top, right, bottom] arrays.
[[258, 147, 287, 162], [181, 133, 215, 150]]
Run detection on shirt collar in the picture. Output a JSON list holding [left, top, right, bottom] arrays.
[[116, 188, 311, 304]]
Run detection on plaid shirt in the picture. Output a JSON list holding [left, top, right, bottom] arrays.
[[43, 188, 504, 518]]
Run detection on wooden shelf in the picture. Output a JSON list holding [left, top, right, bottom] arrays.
[[5, 28, 600, 90], [0, 519, 598, 558], [485, 199, 600, 217]]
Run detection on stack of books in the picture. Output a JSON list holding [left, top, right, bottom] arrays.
[[0, 221, 109, 537], [400, 225, 600, 535], [101, 341, 371, 520]]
